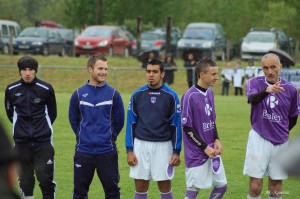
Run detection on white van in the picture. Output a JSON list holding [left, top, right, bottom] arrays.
[[0, 20, 21, 54]]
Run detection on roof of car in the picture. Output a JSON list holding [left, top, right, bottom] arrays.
[[186, 22, 221, 28], [250, 27, 283, 32]]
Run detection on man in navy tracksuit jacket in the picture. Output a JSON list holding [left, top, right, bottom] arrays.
[[69, 54, 124, 199], [5, 56, 57, 199]]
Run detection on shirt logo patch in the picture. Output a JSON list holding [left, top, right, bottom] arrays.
[[205, 103, 212, 116], [151, 96, 156, 104], [266, 95, 278, 109], [33, 98, 41, 104], [15, 92, 21, 96], [176, 104, 181, 113], [182, 117, 187, 124], [82, 93, 88, 97]]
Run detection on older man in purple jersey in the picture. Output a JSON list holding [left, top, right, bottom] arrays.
[[181, 57, 227, 199], [243, 53, 299, 199]]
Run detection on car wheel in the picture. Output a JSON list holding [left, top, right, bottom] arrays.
[[109, 46, 113, 56], [3, 45, 9, 54], [43, 46, 49, 56], [124, 47, 129, 58], [59, 47, 66, 57]]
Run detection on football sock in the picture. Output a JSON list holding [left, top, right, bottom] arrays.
[[247, 194, 261, 199], [269, 197, 282, 199], [184, 189, 198, 199], [209, 185, 227, 199], [160, 190, 173, 199], [134, 191, 148, 199]]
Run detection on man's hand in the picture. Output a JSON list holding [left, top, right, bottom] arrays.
[[266, 81, 284, 94], [204, 146, 216, 159], [214, 139, 223, 155], [127, 152, 138, 166], [169, 153, 180, 167]]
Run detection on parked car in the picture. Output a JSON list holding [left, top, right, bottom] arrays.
[[13, 27, 65, 56], [0, 19, 20, 54], [57, 29, 79, 56], [74, 25, 131, 57], [177, 22, 227, 60], [240, 28, 293, 60], [140, 27, 180, 56]]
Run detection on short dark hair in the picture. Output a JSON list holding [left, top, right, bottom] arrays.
[[195, 57, 217, 78], [17, 56, 38, 72], [87, 53, 107, 69], [147, 59, 164, 72]]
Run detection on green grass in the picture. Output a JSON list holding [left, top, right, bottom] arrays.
[[0, 55, 299, 198], [1, 93, 299, 199]]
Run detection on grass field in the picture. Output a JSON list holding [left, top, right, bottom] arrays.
[[0, 55, 299, 198]]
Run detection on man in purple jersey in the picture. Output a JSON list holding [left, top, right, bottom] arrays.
[[243, 53, 299, 199], [181, 57, 227, 199]]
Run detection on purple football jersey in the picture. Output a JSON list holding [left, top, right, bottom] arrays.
[[181, 86, 217, 168], [247, 76, 300, 144]]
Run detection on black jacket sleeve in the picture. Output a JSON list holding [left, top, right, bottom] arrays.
[[4, 87, 13, 123], [289, 116, 298, 131], [248, 89, 269, 105], [47, 86, 57, 124], [183, 126, 207, 150]]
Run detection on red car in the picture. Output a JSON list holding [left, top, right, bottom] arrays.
[[74, 25, 131, 57]]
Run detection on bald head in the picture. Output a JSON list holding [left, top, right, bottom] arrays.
[[261, 53, 281, 65]]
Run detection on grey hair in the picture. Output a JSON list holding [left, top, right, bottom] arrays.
[[261, 53, 281, 65]]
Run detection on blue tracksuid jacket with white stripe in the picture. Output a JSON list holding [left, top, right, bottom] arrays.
[[126, 84, 182, 155], [69, 81, 124, 154], [5, 77, 57, 145]]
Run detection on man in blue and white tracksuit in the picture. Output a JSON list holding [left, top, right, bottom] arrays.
[[126, 59, 182, 199], [69, 54, 124, 199]]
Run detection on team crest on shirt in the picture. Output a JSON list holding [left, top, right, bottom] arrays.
[[205, 103, 212, 116], [33, 98, 41, 104], [151, 96, 156, 104], [266, 95, 278, 109]]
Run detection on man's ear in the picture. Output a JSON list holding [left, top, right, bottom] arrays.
[[161, 71, 165, 78]]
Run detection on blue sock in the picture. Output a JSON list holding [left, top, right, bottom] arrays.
[[134, 191, 147, 199], [161, 190, 173, 199], [209, 185, 227, 199], [185, 189, 198, 199]]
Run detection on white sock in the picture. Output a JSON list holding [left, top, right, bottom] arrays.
[[247, 194, 260, 199]]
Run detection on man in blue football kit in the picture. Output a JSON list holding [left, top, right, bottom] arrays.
[[126, 59, 182, 199], [69, 54, 125, 199]]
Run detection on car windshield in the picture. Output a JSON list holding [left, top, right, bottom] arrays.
[[19, 28, 48, 38], [141, 33, 163, 41], [183, 28, 213, 40], [245, 32, 275, 43], [81, 27, 112, 37]]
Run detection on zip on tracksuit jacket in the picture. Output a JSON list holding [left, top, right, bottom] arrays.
[[69, 81, 125, 154], [5, 78, 57, 145], [126, 84, 182, 155]]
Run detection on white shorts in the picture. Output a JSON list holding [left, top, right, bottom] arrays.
[[129, 138, 173, 181], [243, 129, 288, 180], [185, 156, 227, 189]]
